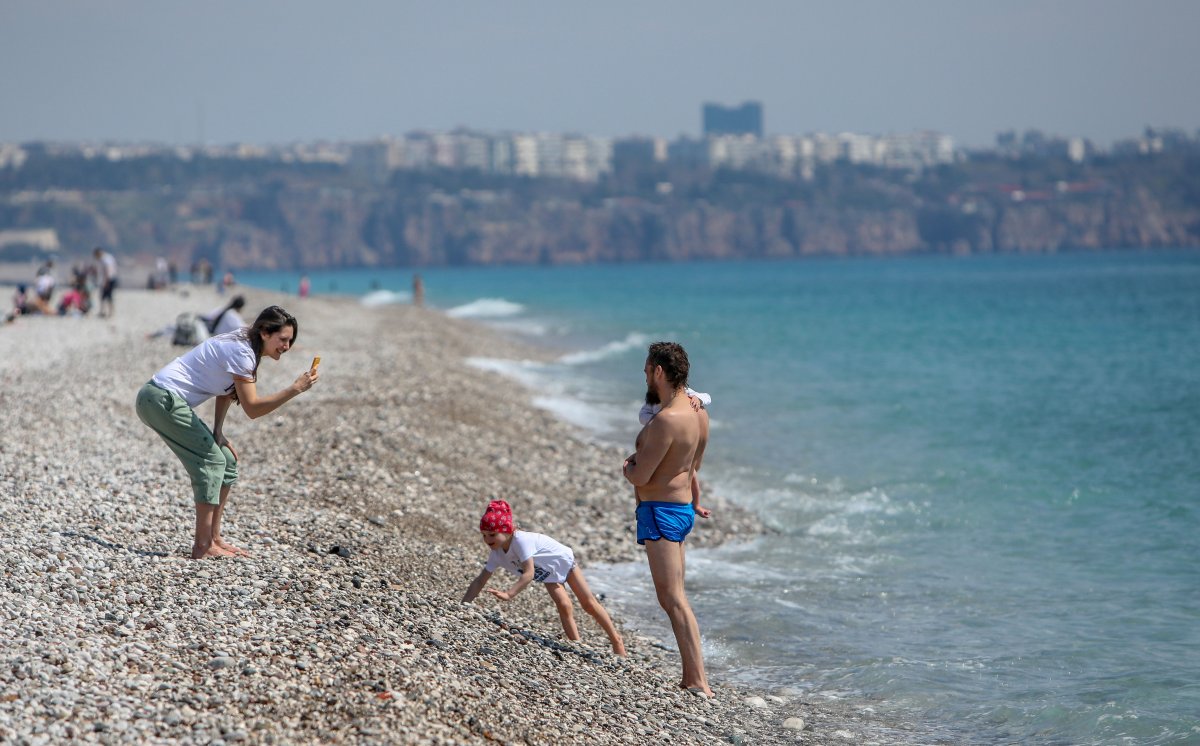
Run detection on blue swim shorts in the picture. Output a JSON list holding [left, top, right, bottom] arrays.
[[636, 501, 695, 545]]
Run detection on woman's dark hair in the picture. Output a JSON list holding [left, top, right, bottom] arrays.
[[245, 305, 298, 376], [647, 341, 689, 390]]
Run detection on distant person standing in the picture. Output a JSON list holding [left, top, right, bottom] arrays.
[[298, 274, 311, 299], [191, 258, 213, 285], [153, 257, 170, 289], [413, 274, 424, 307], [93, 247, 118, 318]]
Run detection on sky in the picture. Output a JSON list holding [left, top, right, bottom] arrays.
[[2, 0, 1198, 148]]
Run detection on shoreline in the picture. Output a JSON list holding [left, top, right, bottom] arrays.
[[0, 287, 925, 743]]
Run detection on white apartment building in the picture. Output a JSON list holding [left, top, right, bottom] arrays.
[[0, 144, 28, 169], [512, 134, 540, 177], [454, 132, 491, 172]]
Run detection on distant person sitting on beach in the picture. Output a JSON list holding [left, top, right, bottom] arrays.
[[4, 284, 29, 323], [92, 247, 118, 317], [462, 499, 626, 656], [202, 295, 248, 335], [135, 305, 319, 559], [56, 285, 90, 316], [622, 342, 712, 696], [145, 295, 247, 343], [30, 261, 56, 314]]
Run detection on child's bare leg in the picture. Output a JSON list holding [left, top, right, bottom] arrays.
[[210, 484, 250, 557], [192, 503, 233, 559], [566, 567, 626, 656], [545, 583, 581, 641]]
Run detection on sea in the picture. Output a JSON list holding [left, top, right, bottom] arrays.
[[240, 250, 1200, 745]]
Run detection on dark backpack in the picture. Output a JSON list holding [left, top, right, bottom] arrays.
[[171, 312, 208, 346]]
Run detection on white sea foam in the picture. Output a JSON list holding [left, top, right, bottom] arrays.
[[530, 395, 616, 432], [467, 357, 627, 435], [557, 332, 649, 366], [446, 298, 525, 319], [465, 357, 546, 389], [487, 318, 551, 337], [359, 289, 412, 307]]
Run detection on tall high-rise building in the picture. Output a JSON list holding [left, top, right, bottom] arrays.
[[703, 101, 763, 137]]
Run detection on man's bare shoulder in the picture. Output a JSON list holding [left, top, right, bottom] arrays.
[[639, 412, 672, 437], [658, 404, 704, 430]]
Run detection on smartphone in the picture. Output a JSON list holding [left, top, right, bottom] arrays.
[[311, 355, 321, 372]]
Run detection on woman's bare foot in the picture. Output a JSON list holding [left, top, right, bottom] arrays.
[[191, 542, 236, 560], [214, 537, 252, 557]]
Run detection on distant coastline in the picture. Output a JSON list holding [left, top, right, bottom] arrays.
[[1, 142, 1198, 273]]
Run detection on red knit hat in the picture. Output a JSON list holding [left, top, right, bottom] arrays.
[[479, 499, 514, 534]]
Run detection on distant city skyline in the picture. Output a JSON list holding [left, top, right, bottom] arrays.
[[2, 1, 1198, 148]]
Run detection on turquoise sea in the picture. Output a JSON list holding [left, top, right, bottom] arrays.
[[241, 251, 1200, 744]]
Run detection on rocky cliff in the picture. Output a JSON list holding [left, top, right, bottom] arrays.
[[2, 155, 1198, 269]]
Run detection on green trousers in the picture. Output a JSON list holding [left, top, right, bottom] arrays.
[[135, 381, 238, 505]]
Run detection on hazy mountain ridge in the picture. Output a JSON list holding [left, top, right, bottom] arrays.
[[2, 152, 1197, 268]]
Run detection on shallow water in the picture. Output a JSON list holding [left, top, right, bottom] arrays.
[[242, 251, 1200, 744]]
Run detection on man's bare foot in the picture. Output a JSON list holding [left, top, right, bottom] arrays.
[[191, 543, 235, 560], [680, 683, 714, 698], [214, 538, 252, 557]]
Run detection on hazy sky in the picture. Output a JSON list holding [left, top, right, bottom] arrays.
[[3, 0, 1198, 148]]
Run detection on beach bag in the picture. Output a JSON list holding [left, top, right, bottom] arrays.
[[171, 312, 208, 346]]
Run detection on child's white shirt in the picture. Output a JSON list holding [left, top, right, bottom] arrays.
[[638, 387, 711, 426], [485, 531, 576, 584]]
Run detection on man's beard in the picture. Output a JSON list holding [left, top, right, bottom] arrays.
[[645, 387, 660, 406]]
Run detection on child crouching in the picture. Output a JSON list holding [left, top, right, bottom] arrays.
[[462, 500, 626, 657]]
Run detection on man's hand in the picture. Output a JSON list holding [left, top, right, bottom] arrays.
[[694, 504, 712, 519], [486, 588, 514, 602]]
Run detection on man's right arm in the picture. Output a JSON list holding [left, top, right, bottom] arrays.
[[623, 417, 672, 487]]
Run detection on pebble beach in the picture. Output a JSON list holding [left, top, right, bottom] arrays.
[[0, 286, 921, 745]]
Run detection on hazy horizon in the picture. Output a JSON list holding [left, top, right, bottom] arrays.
[[2, 0, 1199, 148]]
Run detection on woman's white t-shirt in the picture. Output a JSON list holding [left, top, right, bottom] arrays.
[[485, 531, 576, 584], [152, 332, 256, 408]]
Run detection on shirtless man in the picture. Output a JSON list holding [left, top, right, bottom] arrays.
[[622, 341, 713, 696]]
